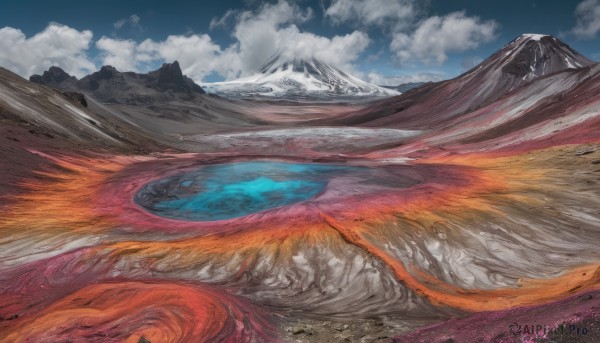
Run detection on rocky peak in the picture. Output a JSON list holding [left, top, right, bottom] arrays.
[[150, 61, 204, 94], [157, 61, 185, 86], [30, 66, 76, 85], [497, 34, 593, 78], [94, 66, 120, 80]]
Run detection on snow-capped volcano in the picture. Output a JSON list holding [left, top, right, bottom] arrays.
[[203, 53, 399, 99]]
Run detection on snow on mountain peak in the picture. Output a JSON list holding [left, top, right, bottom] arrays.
[[500, 34, 592, 73], [203, 53, 399, 99], [520, 33, 550, 41]]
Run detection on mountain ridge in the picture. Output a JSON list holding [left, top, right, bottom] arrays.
[[30, 61, 205, 105]]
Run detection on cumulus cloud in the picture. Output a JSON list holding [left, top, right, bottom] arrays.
[[325, 0, 417, 30], [571, 0, 600, 39], [390, 12, 498, 64], [0, 23, 95, 78], [138, 34, 222, 81], [217, 0, 369, 78], [220, 0, 368, 76], [367, 71, 446, 86], [222, 0, 315, 76], [95, 34, 222, 81], [324, 0, 498, 67], [96, 37, 139, 72]]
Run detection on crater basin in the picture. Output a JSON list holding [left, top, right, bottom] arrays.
[[134, 161, 366, 221]]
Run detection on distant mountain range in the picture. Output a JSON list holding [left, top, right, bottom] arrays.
[[202, 52, 398, 99]]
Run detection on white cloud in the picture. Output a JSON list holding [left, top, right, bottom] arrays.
[[367, 71, 446, 86], [113, 14, 142, 31], [390, 11, 498, 64], [227, 24, 370, 78], [571, 0, 600, 39], [95, 34, 222, 81], [0, 23, 95, 78], [96, 37, 139, 72], [217, 0, 369, 78], [222, 0, 314, 76], [139, 34, 222, 81], [325, 0, 417, 30], [325, 1, 499, 68]]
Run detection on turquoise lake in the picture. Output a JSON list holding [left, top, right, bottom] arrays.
[[135, 161, 365, 221]]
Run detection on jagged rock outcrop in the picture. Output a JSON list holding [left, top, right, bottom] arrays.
[[30, 66, 78, 89], [30, 61, 205, 105]]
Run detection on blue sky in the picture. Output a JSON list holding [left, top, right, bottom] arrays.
[[0, 0, 599, 85]]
